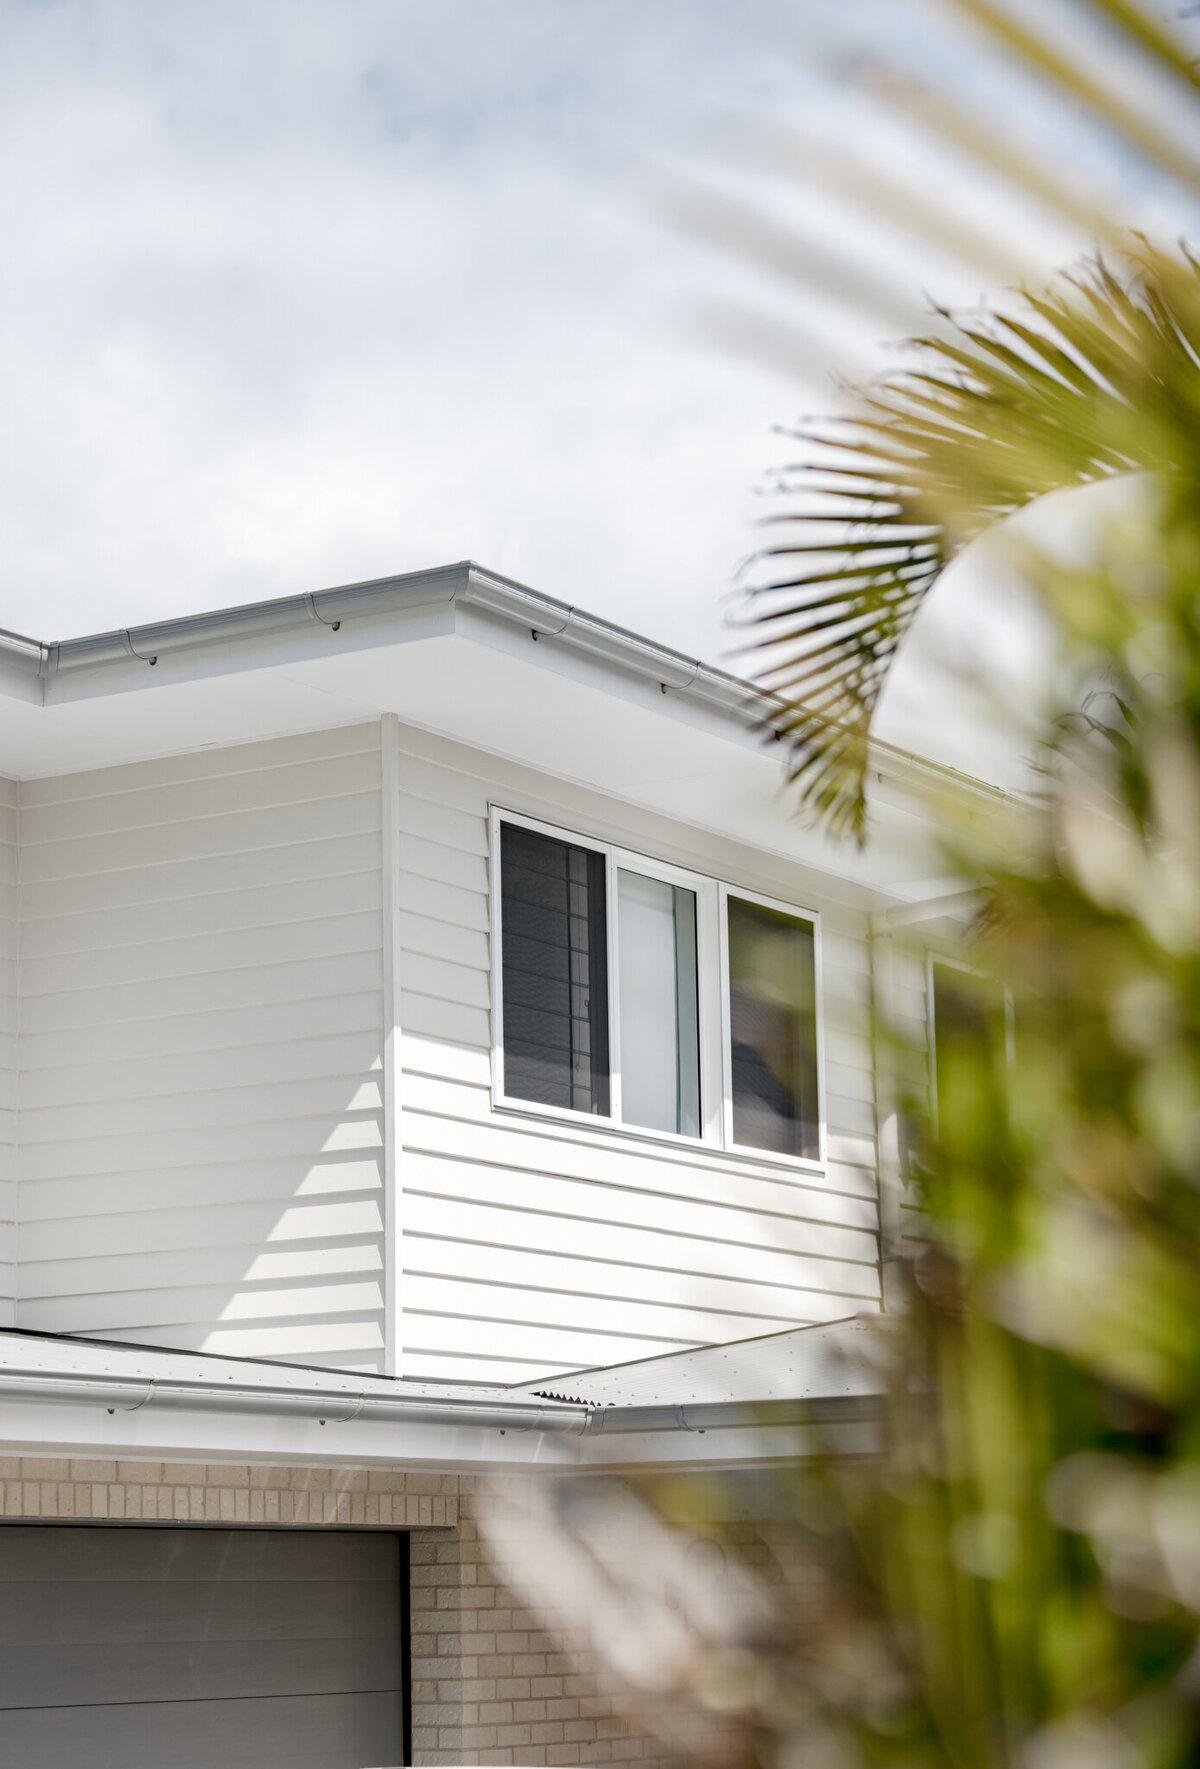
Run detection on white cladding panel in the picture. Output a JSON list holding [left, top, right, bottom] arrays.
[[15, 725, 387, 1370], [393, 726, 881, 1385], [0, 776, 16, 1324]]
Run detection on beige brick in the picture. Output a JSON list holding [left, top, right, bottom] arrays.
[[161, 1463, 199, 1486], [117, 1460, 162, 1484], [69, 1457, 115, 1485], [514, 1699, 548, 1722], [23, 1457, 69, 1481], [462, 1726, 500, 1749], [200, 1464, 241, 1487]]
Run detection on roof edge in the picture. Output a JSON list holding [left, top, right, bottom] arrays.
[[0, 559, 1016, 810]]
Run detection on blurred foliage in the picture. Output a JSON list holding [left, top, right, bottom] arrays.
[[489, 7, 1200, 1769], [710, 3, 1200, 1765], [741, 0, 1200, 841]]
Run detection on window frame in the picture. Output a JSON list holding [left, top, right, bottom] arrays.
[[489, 805, 825, 1171]]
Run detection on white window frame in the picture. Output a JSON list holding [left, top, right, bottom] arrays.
[[489, 806, 825, 1171]]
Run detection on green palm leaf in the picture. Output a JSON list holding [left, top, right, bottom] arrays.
[[753, 251, 1200, 839]]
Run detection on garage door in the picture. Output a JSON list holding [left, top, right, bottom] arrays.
[[0, 1525, 406, 1769]]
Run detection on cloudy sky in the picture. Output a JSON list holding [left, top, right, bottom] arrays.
[[0, 0, 1195, 782]]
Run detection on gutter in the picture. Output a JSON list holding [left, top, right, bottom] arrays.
[[0, 1364, 880, 1438], [0, 559, 1013, 813], [0, 1365, 590, 1436]]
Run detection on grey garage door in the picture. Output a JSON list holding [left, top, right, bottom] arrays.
[[0, 1524, 405, 1769]]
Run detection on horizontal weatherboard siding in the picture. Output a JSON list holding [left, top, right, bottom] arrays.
[[16, 726, 387, 1370], [393, 726, 881, 1383]]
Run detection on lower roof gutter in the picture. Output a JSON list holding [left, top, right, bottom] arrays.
[[0, 1364, 881, 1439], [0, 1365, 590, 1436]]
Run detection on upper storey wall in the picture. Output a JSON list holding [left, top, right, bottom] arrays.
[[390, 724, 882, 1386], [13, 724, 387, 1370], [0, 711, 887, 1383]]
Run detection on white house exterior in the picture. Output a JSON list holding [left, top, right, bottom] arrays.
[[0, 561, 1001, 1769]]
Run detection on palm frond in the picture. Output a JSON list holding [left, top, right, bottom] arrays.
[[753, 251, 1200, 839]]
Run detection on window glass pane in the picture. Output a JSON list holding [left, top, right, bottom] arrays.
[[727, 895, 818, 1159], [617, 870, 700, 1137], [500, 823, 610, 1115]]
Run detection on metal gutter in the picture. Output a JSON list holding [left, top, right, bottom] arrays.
[[0, 1363, 885, 1439], [0, 559, 1015, 811], [0, 1364, 590, 1435]]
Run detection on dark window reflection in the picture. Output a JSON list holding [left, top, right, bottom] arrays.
[[500, 823, 610, 1115], [727, 896, 819, 1159]]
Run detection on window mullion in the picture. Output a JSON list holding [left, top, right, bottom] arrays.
[[605, 844, 622, 1125], [696, 878, 725, 1146], [716, 881, 733, 1148]]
